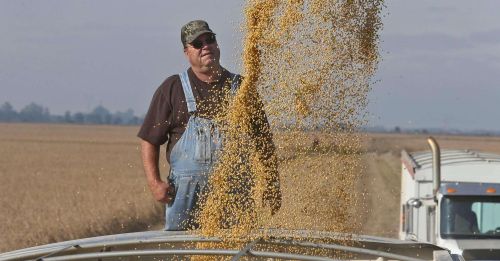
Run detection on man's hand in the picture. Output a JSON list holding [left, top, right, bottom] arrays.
[[263, 181, 282, 215], [150, 180, 176, 204], [141, 139, 176, 204]]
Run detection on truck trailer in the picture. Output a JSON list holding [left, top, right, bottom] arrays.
[[400, 137, 500, 260]]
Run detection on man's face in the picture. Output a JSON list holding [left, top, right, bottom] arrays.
[[184, 33, 220, 72]]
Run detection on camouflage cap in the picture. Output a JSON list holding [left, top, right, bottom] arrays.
[[181, 20, 215, 47]]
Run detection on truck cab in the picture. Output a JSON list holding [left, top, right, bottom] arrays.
[[400, 138, 500, 260]]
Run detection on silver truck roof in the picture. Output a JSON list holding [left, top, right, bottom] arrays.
[[407, 149, 500, 170], [401, 149, 500, 184]]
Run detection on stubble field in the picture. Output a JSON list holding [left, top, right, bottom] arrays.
[[2, 123, 500, 252], [0, 123, 162, 252]]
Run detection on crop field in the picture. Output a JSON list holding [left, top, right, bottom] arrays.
[[2, 123, 500, 252], [0, 123, 162, 252]]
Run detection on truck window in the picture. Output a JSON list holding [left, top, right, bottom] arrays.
[[441, 196, 500, 239], [472, 201, 500, 234]]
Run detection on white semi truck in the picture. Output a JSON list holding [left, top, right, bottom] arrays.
[[400, 137, 500, 260]]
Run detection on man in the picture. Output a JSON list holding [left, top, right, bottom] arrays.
[[138, 20, 281, 230], [452, 201, 479, 234]]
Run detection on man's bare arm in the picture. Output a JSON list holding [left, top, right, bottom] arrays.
[[140, 139, 175, 204]]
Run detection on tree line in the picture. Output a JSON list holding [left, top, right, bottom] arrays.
[[0, 102, 143, 125]]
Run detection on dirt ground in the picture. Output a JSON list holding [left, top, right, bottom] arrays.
[[357, 152, 402, 237]]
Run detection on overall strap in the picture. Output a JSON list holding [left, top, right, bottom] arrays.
[[179, 71, 197, 113], [229, 73, 241, 95]]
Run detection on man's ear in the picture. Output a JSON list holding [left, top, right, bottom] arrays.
[[183, 47, 188, 57]]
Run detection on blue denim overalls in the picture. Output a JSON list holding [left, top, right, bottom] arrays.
[[165, 70, 239, 230]]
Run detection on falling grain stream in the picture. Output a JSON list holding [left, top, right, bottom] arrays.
[[185, 1, 385, 259]]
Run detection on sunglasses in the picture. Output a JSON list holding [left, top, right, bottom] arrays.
[[190, 34, 216, 49]]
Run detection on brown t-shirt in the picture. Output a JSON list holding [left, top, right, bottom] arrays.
[[138, 68, 240, 162]]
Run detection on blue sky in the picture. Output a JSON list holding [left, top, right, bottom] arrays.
[[1, 1, 500, 131]]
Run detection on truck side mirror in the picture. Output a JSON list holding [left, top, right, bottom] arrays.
[[408, 198, 422, 208]]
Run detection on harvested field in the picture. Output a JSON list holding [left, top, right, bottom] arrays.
[[2, 123, 500, 252], [0, 123, 164, 252]]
